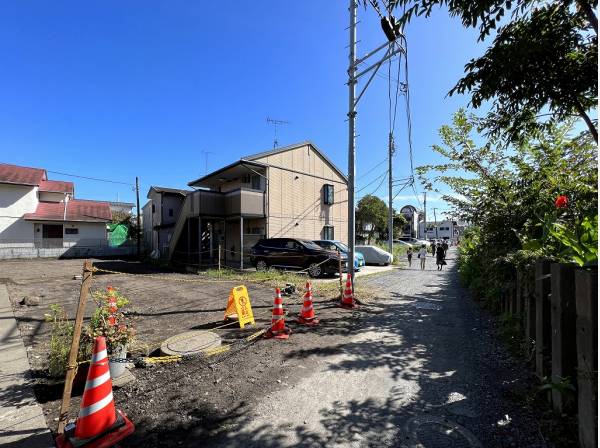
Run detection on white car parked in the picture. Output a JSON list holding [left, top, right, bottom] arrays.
[[355, 245, 393, 266]]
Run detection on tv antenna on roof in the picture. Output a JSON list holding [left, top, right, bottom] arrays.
[[266, 117, 290, 148]]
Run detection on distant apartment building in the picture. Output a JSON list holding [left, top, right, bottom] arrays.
[[418, 219, 468, 241], [142, 186, 189, 258], [0, 163, 119, 258], [399, 204, 421, 238], [162, 141, 348, 267]]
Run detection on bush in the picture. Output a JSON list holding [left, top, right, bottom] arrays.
[[45, 304, 95, 377], [83, 286, 135, 354], [421, 111, 597, 309], [374, 241, 407, 265]]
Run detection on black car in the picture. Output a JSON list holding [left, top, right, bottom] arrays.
[[250, 238, 344, 278]]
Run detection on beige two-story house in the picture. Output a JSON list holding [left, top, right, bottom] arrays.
[[168, 141, 348, 267]]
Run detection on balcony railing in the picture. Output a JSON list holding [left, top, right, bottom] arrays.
[[185, 188, 265, 217]]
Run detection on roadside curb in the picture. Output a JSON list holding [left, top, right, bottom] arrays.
[[0, 284, 54, 448]]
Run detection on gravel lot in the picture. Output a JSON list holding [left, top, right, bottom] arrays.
[[2, 252, 570, 447]]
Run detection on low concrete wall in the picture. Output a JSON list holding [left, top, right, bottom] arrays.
[[0, 245, 135, 259]]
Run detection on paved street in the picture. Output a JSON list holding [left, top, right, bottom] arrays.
[[230, 248, 545, 447]]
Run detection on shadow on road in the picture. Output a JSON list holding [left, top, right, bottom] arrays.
[[117, 258, 550, 447]]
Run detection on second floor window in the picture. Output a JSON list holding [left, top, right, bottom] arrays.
[[323, 184, 334, 205], [251, 175, 261, 190]]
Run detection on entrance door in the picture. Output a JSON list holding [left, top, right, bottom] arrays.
[[42, 224, 63, 248]]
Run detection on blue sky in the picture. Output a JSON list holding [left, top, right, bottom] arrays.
[[0, 1, 484, 217]]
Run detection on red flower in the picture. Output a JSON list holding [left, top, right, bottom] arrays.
[[108, 316, 117, 326], [555, 195, 568, 208]]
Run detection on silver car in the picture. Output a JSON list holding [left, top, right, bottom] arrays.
[[355, 245, 393, 266]]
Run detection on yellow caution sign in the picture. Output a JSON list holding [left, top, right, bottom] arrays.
[[224, 285, 255, 328]]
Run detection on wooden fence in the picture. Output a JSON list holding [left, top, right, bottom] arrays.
[[501, 260, 597, 448]]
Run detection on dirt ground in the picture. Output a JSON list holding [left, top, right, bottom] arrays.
[[2, 257, 375, 447]]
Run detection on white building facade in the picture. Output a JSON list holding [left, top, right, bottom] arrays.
[[418, 220, 469, 241], [0, 163, 121, 259]]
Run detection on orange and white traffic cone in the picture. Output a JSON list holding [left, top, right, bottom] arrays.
[[265, 288, 292, 339], [340, 273, 357, 309], [297, 282, 319, 326], [55, 336, 135, 448]]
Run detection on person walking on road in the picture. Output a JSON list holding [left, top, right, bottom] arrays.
[[431, 242, 436, 256], [407, 247, 413, 267], [436, 244, 446, 270], [418, 244, 427, 270], [441, 240, 449, 257]]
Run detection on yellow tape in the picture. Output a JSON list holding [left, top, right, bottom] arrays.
[[140, 328, 266, 364], [92, 267, 240, 284], [144, 355, 183, 364]]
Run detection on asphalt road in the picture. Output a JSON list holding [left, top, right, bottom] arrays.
[[232, 248, 547, 447]]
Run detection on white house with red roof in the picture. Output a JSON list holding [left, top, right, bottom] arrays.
[[0, 162, 116, 258]]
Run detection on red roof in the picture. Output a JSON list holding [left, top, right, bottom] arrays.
[[23, 200, 112, 222], [39, 180, 74, 194], [0, 163, 46, 186]]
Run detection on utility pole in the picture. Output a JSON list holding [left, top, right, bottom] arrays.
[[423, 191, 427, 239], [348, 0, 358, 286], [433, 206, 438, 239], [387, 132, 394, 254], [346, 0, 404, 286], [135, 177, 141, 259]]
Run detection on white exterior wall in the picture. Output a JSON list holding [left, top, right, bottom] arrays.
[[0, 184, 38, 244], [39, 191, 67, 202], [419, 220, 459, 240], [62, 222, 107, 245], [161, 194, 184, 226]]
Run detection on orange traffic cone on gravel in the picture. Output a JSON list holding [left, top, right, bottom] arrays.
[[265, 288, 292, 339], [55, 336, 134, 448], [340, 273, 357, 309], [297, 282, 319, 326]]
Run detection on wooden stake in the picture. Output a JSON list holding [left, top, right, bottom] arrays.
[[338, 250, 343, 299], [57, 260, 94, 434], [218, 244, 221, 271]]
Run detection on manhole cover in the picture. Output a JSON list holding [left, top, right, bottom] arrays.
[[412, 302, 442, 311], [403, 416, 482, 448], [160, 330, 221, 356]]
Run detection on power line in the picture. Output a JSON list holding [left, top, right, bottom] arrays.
[[45, 170, 134, 186], [356, 170, 388, 193], [0, 163, 136, 189], [357, 157, 388, 178], [401, 35, 416, 184], [392, 177, 414, 201]]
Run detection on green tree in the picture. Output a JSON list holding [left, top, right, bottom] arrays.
[[111, 210, 131, 224], [417, 109, 597, 302], [392, 211, 407, 240], [365, 0, 598, 141], [356, 195, 388, 244]]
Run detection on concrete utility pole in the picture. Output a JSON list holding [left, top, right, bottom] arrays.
[[387, 133, 394, 254], [423, 191, 427, 239], [433, 206, 439, 239], [347, 0, 404, 286], [348, 0, 357, 285]]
